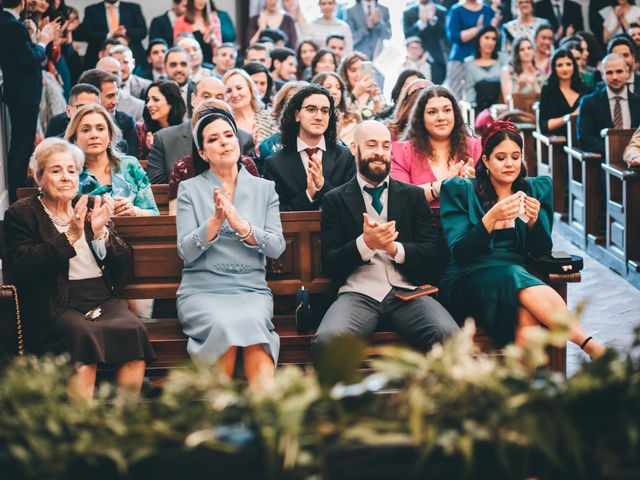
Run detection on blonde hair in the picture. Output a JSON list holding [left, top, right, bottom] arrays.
[[222, 68, 263, 113], [29, 137, 85, 185], [64, 104, 125, 171]]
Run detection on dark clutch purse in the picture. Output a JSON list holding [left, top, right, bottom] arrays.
[[531, 251, 584, 274], [295, 287, 311, 334]]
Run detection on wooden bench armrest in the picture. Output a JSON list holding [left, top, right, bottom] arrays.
[[546, 272, 582, 283], [532, 131, 566, 146], [563, 145, 602, 162], [514, 122, 535, 131], [601, 163, 640, 181]]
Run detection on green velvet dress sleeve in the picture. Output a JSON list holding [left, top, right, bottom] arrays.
[[440, 177, 494, 266], [525, 176, 553, 257]]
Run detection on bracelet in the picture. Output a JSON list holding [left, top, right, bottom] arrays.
[[236, 223, 253, 241], [429, 182, 436, 198]]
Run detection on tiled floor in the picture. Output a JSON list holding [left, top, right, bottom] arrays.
[[553, 232, 640, 376]]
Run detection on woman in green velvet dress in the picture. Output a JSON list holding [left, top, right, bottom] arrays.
[[439, 120, 604, 358]]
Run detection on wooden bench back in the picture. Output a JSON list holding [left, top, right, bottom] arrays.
[[602, 128, 635, 167], [113, 211, 330, 300], [508, 92, 538, 114], [16, 184, 171, 215]]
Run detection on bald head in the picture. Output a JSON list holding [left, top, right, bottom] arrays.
[[351, 120, 392, 185], [192, 76, 226, 108], [96, 56, 122, 82]]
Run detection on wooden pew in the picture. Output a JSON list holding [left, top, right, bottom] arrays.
[[0, 212, 574, 376], [560, 119, 603, 249], [532, 102, 569, 221], [593, 129, 640, 281], [16, 185, 170, 216], [112, 212, 571, 375], [506, 93, 539, 176]]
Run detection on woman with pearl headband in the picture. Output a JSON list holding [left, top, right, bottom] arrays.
[[175, 108, 286, 383]]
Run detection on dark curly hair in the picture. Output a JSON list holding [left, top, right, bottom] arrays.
[[542, 48, 583, 94], [311, 48, 338, 76], [279, 85, 338, 152], [474, 25, 499, 60], [142, 80, 186, 133], [403, 85, 471, 167], [475, 128, 528, 211]]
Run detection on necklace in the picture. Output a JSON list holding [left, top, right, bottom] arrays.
[[39, 197, 72, 227]]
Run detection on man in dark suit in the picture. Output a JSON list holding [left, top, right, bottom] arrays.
[[74, 0, 148, 70], [149, 0, 186, 48], [578, 54, 640, 156], [45, 83, 101, 138], [0, 0, 58, 202], [402, 0, 448, 85], [607, 35, 640, 94], [164, 47, 196, 117], [141, 38, 168, 81], [346, 0, 392, 60], [534, 0, 584, 37], [311, 120, 458, 355], [264, 85, 356, 211], [77, 69, 138, 157]]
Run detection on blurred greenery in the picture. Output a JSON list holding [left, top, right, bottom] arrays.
[[0, 320, 639, 479]]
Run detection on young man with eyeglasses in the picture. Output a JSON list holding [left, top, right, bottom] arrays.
[[264, 85, 355, 211]]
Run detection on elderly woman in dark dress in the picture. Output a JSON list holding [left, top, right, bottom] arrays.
[[3, 138, 154, 400]]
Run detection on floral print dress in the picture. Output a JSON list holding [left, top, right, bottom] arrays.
[[78, 155, 159, 216]]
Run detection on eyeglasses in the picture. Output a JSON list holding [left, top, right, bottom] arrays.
[[300, 105, 331, 116]]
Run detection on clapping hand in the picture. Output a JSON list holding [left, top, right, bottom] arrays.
[[66, 195, 88, 245], [113, 196, 135, 216], [458, 157, 476, 178], [475, 14, 484, 29], [488, 193, 521, 222], [215, 183, 251, 237], [306, 153, 325, 199], [90, 195, 113, 238], [523, 196, 541, 228], [363, 213, 398, 256]]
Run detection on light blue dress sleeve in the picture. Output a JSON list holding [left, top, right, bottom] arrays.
[[176, 181, 219, 264], [244, 182, 286, 259], [91, 237, 107, 260]]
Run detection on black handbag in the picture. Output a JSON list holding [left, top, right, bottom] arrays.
[[532, 252, 584, 274]]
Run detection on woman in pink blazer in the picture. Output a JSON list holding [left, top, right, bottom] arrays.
[[391, 85, 482, 208]]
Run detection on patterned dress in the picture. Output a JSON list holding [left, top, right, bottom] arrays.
[[78, 155, 159, 216]]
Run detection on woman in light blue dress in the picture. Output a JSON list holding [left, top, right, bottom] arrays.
[[176, 107, 285, 383]]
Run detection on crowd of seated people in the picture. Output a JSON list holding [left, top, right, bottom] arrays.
[[3, 0, 630, 396]]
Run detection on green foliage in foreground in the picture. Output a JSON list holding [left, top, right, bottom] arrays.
[[0, 321, 639, 480]]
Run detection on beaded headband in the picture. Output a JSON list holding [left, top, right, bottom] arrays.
[[192, 108, 238, 150], [481, 120, 521, 153]]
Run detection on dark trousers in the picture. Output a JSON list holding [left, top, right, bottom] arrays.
[[311, 289, 459, 358], [7, 102, 39, 203], [431, 62, 446, 86]]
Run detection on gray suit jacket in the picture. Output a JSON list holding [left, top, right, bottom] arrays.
[[118, 90, 144, 122], [346, 2, 391, 60], [128, 74, 152, 100], [146, 121, 255, 184]]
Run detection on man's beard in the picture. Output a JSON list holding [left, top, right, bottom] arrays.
[[357, 149, 390, 184]]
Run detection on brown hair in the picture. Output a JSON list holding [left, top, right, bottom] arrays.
[[338, 51, 368, 91], [184, 0, 211, 26], [403, 85, 471, 167]]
